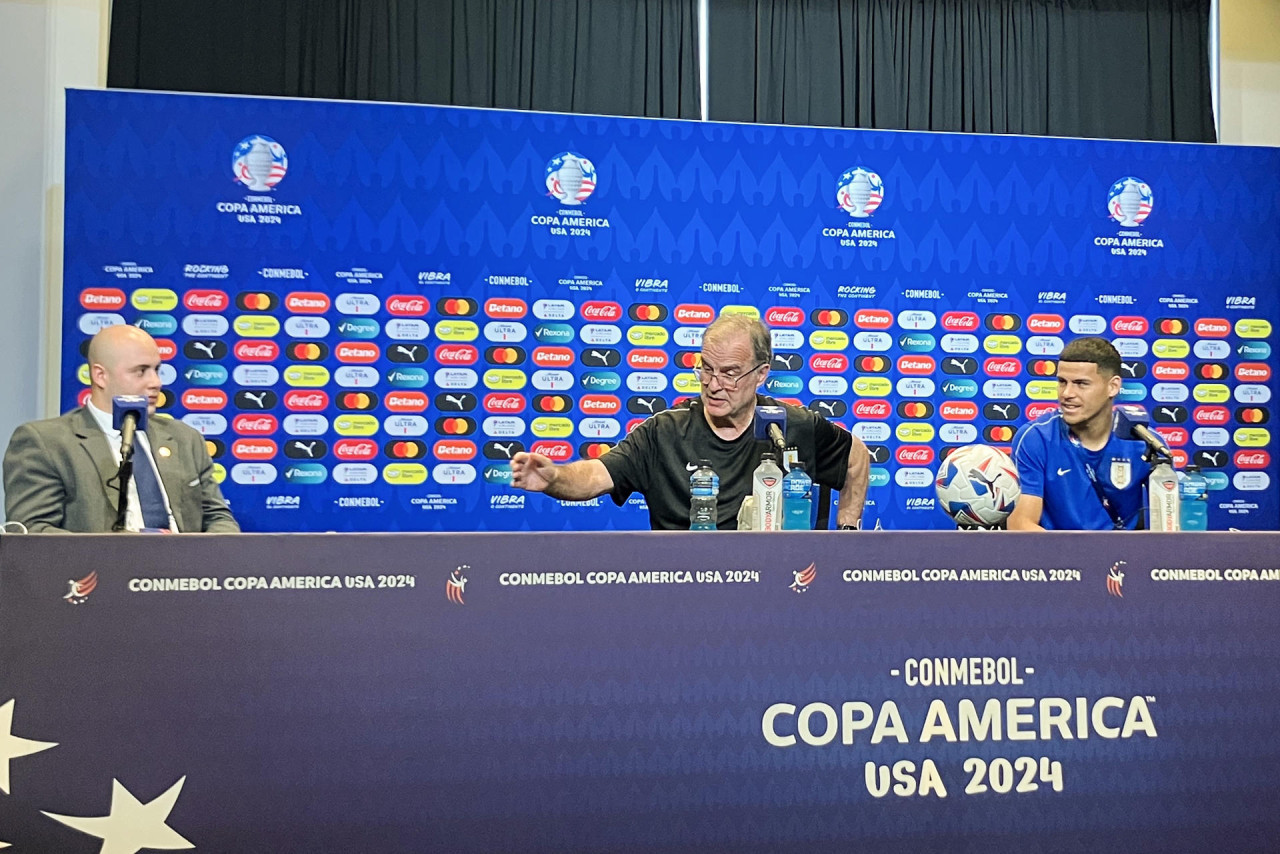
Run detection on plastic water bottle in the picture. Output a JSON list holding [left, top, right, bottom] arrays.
[[753, 453, 784, 531], [689, 460, 719, 530], [782, 461, 813, 530], [1178, 465, 1208, 531]]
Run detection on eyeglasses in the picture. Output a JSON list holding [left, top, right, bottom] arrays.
[[697, 362, 766, 390]]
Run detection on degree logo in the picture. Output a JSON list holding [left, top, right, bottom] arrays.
[[337, 317, 380, 339], [436, 297, 478, 317], [285, 292, 331, 314], [286, 342, 328, 362], [436, 416, 476, 436]]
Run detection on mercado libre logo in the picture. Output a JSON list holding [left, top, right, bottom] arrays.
[[1107, 177, 1153, 226], [233, 135, 288, 190], [836, 167, 884, 217], [545, 152, 597, 205]]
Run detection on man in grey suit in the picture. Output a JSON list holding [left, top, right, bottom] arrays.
[[3, 325, 239, 533]]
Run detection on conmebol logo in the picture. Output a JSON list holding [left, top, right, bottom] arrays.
[[765, 307, 804, 327], [386, 295, 429, 317], [80, 288, 126, 310], [1111, 316, 1149, 335], [184, 290, 230, 312], [674, 304, 715, 324], [580, 301, 623, 321], [284, 292, 330, 313]]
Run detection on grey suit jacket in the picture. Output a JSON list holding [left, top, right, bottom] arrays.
[[2, 407, 239, 533]]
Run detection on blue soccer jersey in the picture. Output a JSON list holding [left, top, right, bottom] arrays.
[[1010, 410, 1151, 530]]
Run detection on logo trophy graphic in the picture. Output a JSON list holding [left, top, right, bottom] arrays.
[[233, 135, 288, 191], [836, 167, 884, 218], [1107, 177, 1153, 226]]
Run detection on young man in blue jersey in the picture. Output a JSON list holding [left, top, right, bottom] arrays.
[[1007, 337, 1150, 530]]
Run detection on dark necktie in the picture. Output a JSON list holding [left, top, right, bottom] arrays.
[[131, 437, 171, 529]]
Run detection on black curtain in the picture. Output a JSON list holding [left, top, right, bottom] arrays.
[[708, 0, 1216, 142], [108, 0, 702, 120]]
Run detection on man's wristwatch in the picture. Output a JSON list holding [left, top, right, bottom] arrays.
[[838, 524, 859, 530]]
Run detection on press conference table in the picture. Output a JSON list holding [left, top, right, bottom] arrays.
[[1, 532, 1277, 853]]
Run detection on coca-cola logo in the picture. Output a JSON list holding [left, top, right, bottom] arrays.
[[234, 341, 280, 362], [854, 309, 893, 330], [765, 307, 804, 327], [897, 356, 936, 375], [853, 400, 891, 419], [1235, 450, 1270, 469], [433, 440, 477, 460], [182, 390, 227, 410], [984, 357, 1021, 376], [386, 295, 428, 316], [80, 288, 127, 309], [1026, 314, 1065, 334], [1193, 406, 1229, 425], [386, 392, 430, 412], [1024, 402, 1058, 420], [941, 311, 979, 331], [1194, 318, 1231, 337], [811, 354, 850, 373], [627, 349, 669, 369], [233, 414, 279, 434], [1155, 427, 1188, 446], [484, 297, 527, 318], [1236, 363, 1272, 382], [232, 439, 278, 460], [336, 342, 380, 363], [1111, 316, 1149, 335], [284, 292, 330, 313], [434, 344, 478, 365], [532, 347, 574, 367], [1152, 361, 1189, 381], [940, 401, 978, 421], [184, 290, 230, 311], [334, 440, 378, 460], [483, 393, 525, 413], [896, 445, 935, 465], [284, 390, 329, 411], [579, 395, 621, 414], [674, 304, 714, 324], [530, 440, 572, 460], [580, 301, 623, 321]]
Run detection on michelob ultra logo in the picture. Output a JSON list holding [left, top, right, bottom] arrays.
[[484, 369, 527, 390], [1193, 384, 1230, 403], [982, 335, 1021, 355], [852, 376, 892, 397], [131, 288, 179, 311], [383, 463, 429, 485], [531, 417, 574, 438], [334, 415, 379, 436], [1152, 339, 1190, 359], [809, 330, 849, 351], [627, 326, 669, 346], [283, 366, 330, 387], [434, 320, 479, 342], [234, 315, 281, 337], [1235, 318, 1272, 338]]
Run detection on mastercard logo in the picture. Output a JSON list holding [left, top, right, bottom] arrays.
[[1155, 318, 1189, 335], [384, 440, 427, 460], [855, 355, 891, 373], [436, 297, 478, 317], [205, 438, 225, 457], [334, 391, 377, 411], [578, 442, 615, 459], [984, 425, 1016, 443], [286, 342, 329, 361], [236, 292, 279, 311], [435, 417, 476, 436], [1236, 407, 1270, 424], [628, 304, 668, 322], [673, 351, 701, 370], [810, 308, 848, 327], [486, 346, 527, 366], [897, 401, 933, 419], [1193, 362, 1228, 380], [533, 394, 573, 414], [1027, 359, 1057, 377], [984, 314, 1021, 332]]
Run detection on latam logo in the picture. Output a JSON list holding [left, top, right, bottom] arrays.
[[235, 341, 282, 362], [386, 295, 429, 317], [983, 357, 1021, 376], [1026, 314, 1065, 334], [811, 354, 850, 374], [284, 390, 329, 412], [334, 439, 378, 461], [1235, 450, 1271, 469], [1194, 318, 1231, 338], [675, 304, 714, 324], [386, 392, 430, 413], [896, 445, 935, 465], [1152, 361, 1189, 381], [765, 307, 805, 327], [232, 438, 278, 461], [580, 301, 623, 322], [484, 297, 527, 318], [1193, 406, 1230, 425], [184, 289, 230, 312], [579, 395, 621, 415], [530, 440, 572, 461], [435, 344, 478, 365], [897, 356, 935, 376], [627, 349, 669, 370], [853, 400, 890, 420], [433, 440, 477, 461], [940, 401, 978, 421], [941, 311, 979, 332], [182, 390, 227, 411], [1024, 402, 1058, 420], [80, 288, 127, 310], [854, 309, 893, 330], [284, 292, 330, 313], [336, 342, 380, 363], [532, 347, 575, 368], [233, 414, 279, 435], [1236, 363, 1273, 382]]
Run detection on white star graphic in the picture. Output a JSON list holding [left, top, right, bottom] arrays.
[[0, 699, 57, 794], [43, 777, 193, 854]]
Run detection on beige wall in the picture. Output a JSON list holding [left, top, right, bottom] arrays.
[[1219, 0, 1280, 146]]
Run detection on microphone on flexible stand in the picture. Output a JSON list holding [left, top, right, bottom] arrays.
[[111, 395, 150, 532], [1113, 404, 1180, 531]]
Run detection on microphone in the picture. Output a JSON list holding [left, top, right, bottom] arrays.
[[1112, 404, 1172, 460], [753, 406, 788, 457], [112, 395, 149, 461]]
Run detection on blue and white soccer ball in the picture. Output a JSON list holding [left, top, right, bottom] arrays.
[[934, 444, 1020, 529]]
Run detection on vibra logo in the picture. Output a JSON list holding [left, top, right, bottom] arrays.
[[265, 495, 301, 508], [674, 304, 714, 324], [491, 494, 525, 508], [904, 497, 936, 510]]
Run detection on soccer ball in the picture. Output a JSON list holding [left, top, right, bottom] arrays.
[[934, 444, 1021, 529]]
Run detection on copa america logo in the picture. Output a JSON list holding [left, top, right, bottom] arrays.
[[545, 152, 597, 205], [232, 135, 288, 191], [1107, 176, 1153, 226], [836, 166, 884, 218]]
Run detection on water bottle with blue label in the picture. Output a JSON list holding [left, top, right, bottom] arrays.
[[781, 459, 813, 530], [1178, 465, 1209, 531], [689, 460, 719, 531]]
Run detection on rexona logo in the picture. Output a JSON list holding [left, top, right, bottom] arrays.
[[184, 290, 230, 312], [385, 295, 429, 317], [854, 309, 893, 330], [183, 390, 227, 411], [765, 307, 805, 327], [811, 354, 850, 374], [484, 298, 527, 318], [284, 390, 329, 411], [1026, 314, 1065, 334], [941, 312, 980, 332], [233, 414, 278, 435], [675, 304, 715, 324], [435, 344, 478, 365], [533, 323, 574, 344], [940, 401, 978, 421], [386, 391, 430, 413], [80, 288, 126, 310], [896, 445, 935, 465], [898, 333, 936, 353], [1194, 318, 1231, 338], [1111, 316, 1149, 335], [853, 400, 890, 420], [283, 292, 330, 313], [897, 356, 935, 376], [580, 301, 623, 322]]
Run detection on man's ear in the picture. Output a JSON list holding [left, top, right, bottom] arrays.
[[1106, 372, 1123, 398]]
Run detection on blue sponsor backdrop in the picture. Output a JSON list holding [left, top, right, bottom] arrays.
[[62, 90, 1280, 531]]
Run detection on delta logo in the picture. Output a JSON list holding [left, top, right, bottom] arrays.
[[233, 341, 279, 362], [896, 445, 935, 465], [80, 288, 126, 310], [386, 391, 430, 413], [811, 354, 850, 374], [386, 295, 429, 317], [436, 416, 476, 436], [579, 395, 621, 415], [1026, 314, 1065, 334], [1152, 361, 1190, 381], [284, 390, 329, 411], [530, 440, 572, 461], [853, 400, 890, 420], [629, 303, 668, 322], [233, 414, 279, 435], [184, 289, 230, 312], [580, 301, 623, 322], [1194, 318, 1231, 338], [627, 349, 669, 370], [435, 344, 478, 365], [764, 307, 805, 327], [941, 311, 980, 332], [284, 292, 330, 314], [985, 314, 1021, 332], [483, 393, 525, 414], [675, 304, 714, 324], [436, 297, 478, 317], [484, 297, 527, 318], [940, 401, 978, 421], [182, 390, 228, 411], [335, 342, 380, 364], [532, 347, 574, 368], [334, 439, 379, 461], [854, 309, 893, 330], [232, 438, 279, 461], [1193, 406, 1230, 425], [1235, 450, 1271, 469], [812, 308, 848, 327], [1236, 363, 1272, 382], [1111, 316, 1149, 336], [897, 355, 935, 376]]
